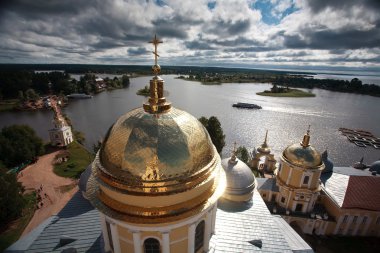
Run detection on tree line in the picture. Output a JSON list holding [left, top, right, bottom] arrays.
[[273, 76, 380, 97], [0, 71, 130, 100]]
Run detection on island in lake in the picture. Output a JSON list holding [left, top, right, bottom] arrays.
[[257, 84, 315, 97], [136, 85, 150, 96]]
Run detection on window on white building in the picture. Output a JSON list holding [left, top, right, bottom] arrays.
[[343, 215, 348, 223], [362, 216, 367, 224], [353, 216, 358, 224]]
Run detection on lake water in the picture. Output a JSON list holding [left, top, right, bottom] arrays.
[[1, 75, 379, 166]]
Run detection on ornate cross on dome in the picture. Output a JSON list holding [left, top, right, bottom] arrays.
[[149, 34, 163, 75]]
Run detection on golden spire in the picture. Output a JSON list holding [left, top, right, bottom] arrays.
[[143, 34, 171, 114], [301, 125, 311, 147], [263, 130, 268, 146]]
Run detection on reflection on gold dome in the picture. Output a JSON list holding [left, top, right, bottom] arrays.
[[282, 126, 323, 169], [99, 107, 215, 194], [283, 143, 322, 168]]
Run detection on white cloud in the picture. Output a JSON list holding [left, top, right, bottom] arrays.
[[0, 0, 378, 70]]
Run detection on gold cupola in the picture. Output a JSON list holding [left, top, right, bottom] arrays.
[[86, 35, 225, 224], [282, 126, 323, 169], [257, 130, 271, 154]]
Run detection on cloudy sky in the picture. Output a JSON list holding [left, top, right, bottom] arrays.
[[0, 0, 379, 71]]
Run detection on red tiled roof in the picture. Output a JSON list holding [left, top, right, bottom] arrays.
[[342, 176, 380, 211]]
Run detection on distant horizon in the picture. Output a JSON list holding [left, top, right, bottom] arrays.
[[1, 62, 379, 77]]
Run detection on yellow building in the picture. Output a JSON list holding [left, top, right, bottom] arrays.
[[258, 129, 380, 236]]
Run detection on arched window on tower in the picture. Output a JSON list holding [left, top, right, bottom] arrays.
[[194, 220, 205, 253], [144, 238, 161, 253]]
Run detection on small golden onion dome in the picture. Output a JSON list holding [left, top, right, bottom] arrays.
[[257, 130, 271, 154], [282, 126, 322, 169], [283, 143, 322, 168]]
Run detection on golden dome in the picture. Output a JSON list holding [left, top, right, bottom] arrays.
[[282, 127, 322, 169], [282, 143, 322, 168], [99, 106, 215, 194], [85, 35, 225, 224]]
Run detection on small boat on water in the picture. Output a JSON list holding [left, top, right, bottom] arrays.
[[354, 141, 366, 147], [373, 144, 380, 149], [232, 102, 262, 109], [67, 93, 93, 99]]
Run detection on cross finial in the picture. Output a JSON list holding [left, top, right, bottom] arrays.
[[149, 34, 163, 75], [307, 125, 311, 135]]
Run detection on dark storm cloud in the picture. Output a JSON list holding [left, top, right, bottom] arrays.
[[329, 49, 348, 55], [226, 19, 251, 35], [283, 28, 380, 50], [152, 19, 188, 39], [306, 0, 380, 13], [205, 19, 251, 36], [185, 41, 215, 50], [224, 46, 279, 53], [207, 36, 260, 47], [128, 47, 149, 56], [91, 39, 125, 50]]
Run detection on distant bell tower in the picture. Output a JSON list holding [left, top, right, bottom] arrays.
[[249, 130, 277, 174], [49, 98, 73, 146]]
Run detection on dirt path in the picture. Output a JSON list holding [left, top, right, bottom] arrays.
[[17, 151, 78, 236]]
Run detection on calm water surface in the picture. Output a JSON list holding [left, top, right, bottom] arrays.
[[1, 75, 379, 166]]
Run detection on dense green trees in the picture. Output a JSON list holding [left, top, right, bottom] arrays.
[[273, 76, 380, 97], [0, 167, 25, 227], [236, 146, 249, 164], [0, 125, 44, 167], [198, 116, 225, 153]]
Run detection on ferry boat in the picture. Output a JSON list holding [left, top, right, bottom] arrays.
[[232, 102, 262, 109], [67, 93, 93, 99]]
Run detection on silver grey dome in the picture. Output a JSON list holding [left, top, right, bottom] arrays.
[[221, 157, 255, 196]]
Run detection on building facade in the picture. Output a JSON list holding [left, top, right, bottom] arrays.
[[258, 129, 380, 237]]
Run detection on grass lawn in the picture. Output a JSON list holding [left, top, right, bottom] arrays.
[[0, 99, 19, 112], [53, 141, 94, 179], [257, 88, 315, 97], [0, 192, 37, 252]]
